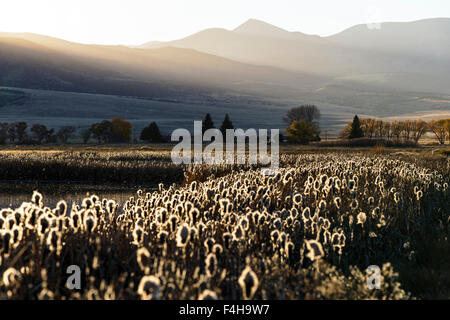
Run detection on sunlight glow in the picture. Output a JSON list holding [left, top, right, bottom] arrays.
[[0, 0, 449, 45]]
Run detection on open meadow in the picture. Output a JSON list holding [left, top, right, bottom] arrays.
[[0, 144, 449, 299]]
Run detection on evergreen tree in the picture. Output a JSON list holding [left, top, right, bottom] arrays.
[[140, 122, 164, 143], [349, 115, 364, 139], [220, 114, 234, 137], [202, 113, 215, 134]]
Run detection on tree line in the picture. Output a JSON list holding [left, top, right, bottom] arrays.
[[280, 105, 450, 145], [340, 116, 450, 144], [0, 114, 236, 145], [0, 122, 76, 144], [2, 109, 448, 145]]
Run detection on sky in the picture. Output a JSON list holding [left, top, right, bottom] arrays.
[[0, 0, 449, 45]]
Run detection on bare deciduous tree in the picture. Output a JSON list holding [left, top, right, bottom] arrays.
[[411, 120, 428, 144], [429, 119, 447, 145], [283, 105, 320, 126]]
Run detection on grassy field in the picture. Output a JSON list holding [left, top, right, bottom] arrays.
[[2, 85, 450, 137], [0, 144, 449, 299]]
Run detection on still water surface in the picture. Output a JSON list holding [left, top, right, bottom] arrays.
[[0, 181, 153, 209]]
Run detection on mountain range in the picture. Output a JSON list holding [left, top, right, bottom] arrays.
[[0, 18, 449, 134], [141, 18, 450, 94]]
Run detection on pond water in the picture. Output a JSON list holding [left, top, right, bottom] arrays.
[[0, 181, 154, 209]]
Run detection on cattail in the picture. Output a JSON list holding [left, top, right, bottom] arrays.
[[320, 174, 328, 186], [204, 238, 215, 253], [334, 197, 341, 209], [273, 218, 282, 230], [2, 267, 21, 287], [137, 247, 151, 273], [82, 197, 93, 210], [348, 180, 355, 190], [175, 204, 184, 216], [279, 232, 287, 248], [339, 232, 346, 246], [270, 230, 279, 243], [293, 193, 302, 205], [106, 200, 116, 215], [0, 208, 12, 219], [158, 231, 169, 244], [198, 289, 218, 300], [31, 191, 43, 207], [240, 217, 249, 231], [319, 200, 326, 211], [70, 211, 81, 230], [258, 214, 266, 226], [205, 253, 218, 277], [87, 288, 100, 300], [305, 240, 324, 261], [233, 225, 244, 240], [238, 266, 258, 300], [176, 223, 190, 247], [133, 227, 144, 245], [331, 232, 340, 247], [357, 212, 367, 225], [104, 285, 116, 300], [302, 207, 311, 221], [189, 207, 200, 225], [0, 217, 6, 231], [38, 288, 55, 300], [377, 215, 387, 228], [4, 216, 15, 230], [138, 275, 161, 300], [90, 194, 99, 204], [286, 241, 295, 259], [416, 190, 423, 200], [1, 231, 12, 254], [156, 207, 168, 224], [38, 215, 50, 236], [219, 199, 230, 213], [223, 232, 232, 249], [212, 244, 223, 256], [83, 215, 97, 233], [350, 199, 359, 210], [184, 201, 194, 216], [394, 192, 401, 203], [46, 229, 60, 251], [190, 227, 197, 240], [197, 222, 206, 235]]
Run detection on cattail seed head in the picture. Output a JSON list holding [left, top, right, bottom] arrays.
[[198, 289, 218, 300], [176, 223, 190, 247], [137, 275, 161, 300], [305, 240, 324, 261], [238, 266, 259, 300]]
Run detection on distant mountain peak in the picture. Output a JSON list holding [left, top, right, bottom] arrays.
[[233, 18, 298, 39], [234, 19, 286, 31]]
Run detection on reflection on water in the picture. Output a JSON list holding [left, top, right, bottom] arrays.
[[0, 182, 153, 209]]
